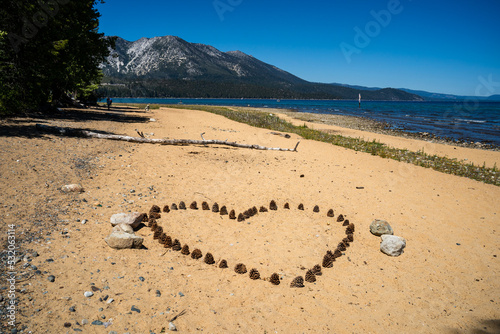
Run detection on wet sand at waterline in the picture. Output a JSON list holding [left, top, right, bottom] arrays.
[[0, 105, 498, 333]]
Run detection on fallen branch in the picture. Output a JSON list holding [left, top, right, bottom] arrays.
[[36, 124, 300, 152]]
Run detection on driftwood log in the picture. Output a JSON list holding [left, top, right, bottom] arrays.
[[35, 124, 300, 152]]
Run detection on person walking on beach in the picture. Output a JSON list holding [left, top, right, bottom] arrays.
[[107, 97, 112, 110]]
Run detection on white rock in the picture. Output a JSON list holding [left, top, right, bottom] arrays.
[[150, 118, 156, 122], [107, 298, 114, 304], [110, 212, 145, 229], [112, 223, 134, 234], [380, 235, 406, 257], [104, 230, 144, 249], [84, 291, 93, 297], [168, 322, 177, 331], [61, 184, 84, 193]]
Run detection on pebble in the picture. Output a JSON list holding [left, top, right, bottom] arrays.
[[81, 219, 87, 225], [156, 290, 161, 297], [139, 276, 145, 282], [107, 298, 114, 304], [82, 319, 89, 325], [84, 291, 94, 298], [178, 292, 185, 297], [48, 275, 55, 282], [169, 322, 177, 331], [69, 306, 76, 312], [131, 305, 141, 313], [91, 320, 103, 325]]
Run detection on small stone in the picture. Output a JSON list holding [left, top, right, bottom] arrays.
[[131, 305, 141, 313], [169, 322, 177, 331], [380, 235, 406, 256], [178, 292, 185, 297], [81, 219, 87, 224], [91, 320, 103, 325], [138, 276, 145, 282], [370, 219, 394, 236], [61, 184, 84, 193], [47, 275, 55, 282], [156, 290, 161, 297], [104, 230, 144, 249], [107, 298, 114, 304], [110, 212, 145, 229], [112, 223, 134, 234], [82, 319, 89, 325], [84, 291, 94, 297], [69, 306, 76, 312], [64, 322, 71, 328]]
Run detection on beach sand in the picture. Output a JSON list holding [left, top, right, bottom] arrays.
[[0, 105, 499, 333]]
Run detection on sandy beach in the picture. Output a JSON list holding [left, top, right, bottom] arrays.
[[0, 105, 499, 333]]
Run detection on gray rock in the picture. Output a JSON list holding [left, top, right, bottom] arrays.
[[84, 291, 94, 297], [82, 319, 89, 325], [110, 212, 145, 229], [131, 305, 141, 313], [104, 230, 144, 249], [370, 219, 394, 236], [106, 298, 114, 304], [112, 223, 134, 234], [169, 322, 177, 331], [61, 184, 84, 193], [380, 235, 406, 256], [47, 275, 55, 282]]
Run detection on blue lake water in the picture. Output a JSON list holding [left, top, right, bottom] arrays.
[[105, 98, 500, 146]]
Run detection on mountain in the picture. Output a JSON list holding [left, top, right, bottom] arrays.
[[99, 36, 423, 101]]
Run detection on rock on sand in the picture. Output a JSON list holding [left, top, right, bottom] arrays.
[[380, 235, 406, 257]]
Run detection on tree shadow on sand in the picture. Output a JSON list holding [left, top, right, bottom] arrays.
[[0, 106, 150, 139], [448, 319, 500, 334]]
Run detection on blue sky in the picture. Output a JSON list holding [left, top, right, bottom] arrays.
[[96, 0, 500, 96]]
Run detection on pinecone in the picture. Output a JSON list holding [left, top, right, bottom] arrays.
[[202, 201, 210, 210], [246, 208, 254, 217], [343, 219, 350, 227], [149, 205, 161, 213], [249, 268, 260, 280], [163, 205, 170, 213], [327, 209, 334, 217], [234, 263, 247, 274], [269, 200, 277, 210], [171, 203, 178, 210], [141, 213, 148, 222], [219, 259, 228, 268], [237, 213, 245, 222], [204, 252, 215, 265], [243, 210, 251, 219], [150, 221, 158, 231], [337, 241, 346, 252], [164, 236, 173, 248], [337, 214, 344, 222], [191, 248, 202, 259], [190, 201, 198, 210], [149, 212, 161, 220], [181, 244, 190, 255], [347, 233, 354, 242], [153, 230, 162, 240], [346, 223, 355, 234], [159, 233, 167, 245], [305, 270, 316, 283], [229, 210, 236, 219], [333, 249, 342, 258], [148, 218, 156, 227], [172, 239, 181, 251], [313, 205, 320, 213], [284, 202, 290, 209], [312, 264, 322, 276], [298, 203, 304, 210], [259, 206, 268, 213], [269, 273, 280, 285], [252, 206, 258, 215], [342, 237, 350, 246], [322, 253, 334, 268], [290, 276, 304, 288], [212, 203, 219, 212], [155, 226, 163, 235], [220, 206, 228, 215], [179, 201, 186, 210]]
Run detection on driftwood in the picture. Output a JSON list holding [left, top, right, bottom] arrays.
[[35, 124, 300, 152]]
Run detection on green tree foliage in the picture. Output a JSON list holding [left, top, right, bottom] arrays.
[[0, 0, 114, 115]]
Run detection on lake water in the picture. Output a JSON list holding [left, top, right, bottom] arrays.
[[105, 98, 500, 146]]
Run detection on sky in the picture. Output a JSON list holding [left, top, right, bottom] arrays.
[[96, 0, 500, 97]]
